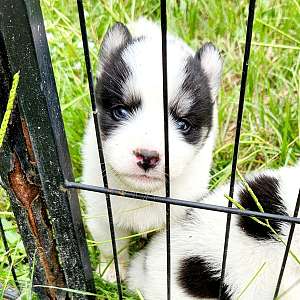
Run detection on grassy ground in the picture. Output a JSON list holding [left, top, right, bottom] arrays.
[[0, 0, 299, 298]]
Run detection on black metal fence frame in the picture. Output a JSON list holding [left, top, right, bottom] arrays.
[[0, 0, 300, 299]]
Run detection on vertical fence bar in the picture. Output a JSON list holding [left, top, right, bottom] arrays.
[[0, 0, 95, 298], [160, 1, 171, 299], [76, 1, 123, 299], [218, 0, 256, 298], [273, 189, 300, 298]]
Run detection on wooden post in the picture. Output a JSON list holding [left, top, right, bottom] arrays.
[[0, 1, 95, 298]]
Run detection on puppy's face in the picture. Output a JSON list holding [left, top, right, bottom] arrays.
[[95, 23, 222, 192]]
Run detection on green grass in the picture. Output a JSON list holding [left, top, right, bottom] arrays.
[[0, 0, 299, 298]]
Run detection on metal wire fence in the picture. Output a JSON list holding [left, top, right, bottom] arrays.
[[0, 0, 300, 299]]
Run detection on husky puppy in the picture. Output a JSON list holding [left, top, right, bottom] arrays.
[[127, 164, 300, 299], [82, 18, 222, 281]]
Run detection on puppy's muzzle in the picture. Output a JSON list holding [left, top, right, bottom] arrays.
[[133, 149, 160, 172]]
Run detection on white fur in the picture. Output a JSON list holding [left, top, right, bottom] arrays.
[[127, 164, 300, 299], [82, 18, 222, 281]]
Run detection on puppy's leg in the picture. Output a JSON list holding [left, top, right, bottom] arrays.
[[87, 211, 130, 282]]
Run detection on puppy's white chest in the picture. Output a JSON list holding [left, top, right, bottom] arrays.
[[108, 195, 185, 232]]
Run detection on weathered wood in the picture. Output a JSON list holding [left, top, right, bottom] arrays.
[[0, 31, 64, 299], [0, 0, 95, 298]]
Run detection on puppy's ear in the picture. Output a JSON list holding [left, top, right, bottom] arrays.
[[195, 43, 223, 101], [98, 23, 132, 72]]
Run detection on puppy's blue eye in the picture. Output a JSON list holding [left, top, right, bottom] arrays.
[[111, 106, 131, 121], [176, 118, 191, 134]]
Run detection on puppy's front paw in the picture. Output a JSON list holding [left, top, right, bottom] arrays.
[[99, 260, 127, 283]]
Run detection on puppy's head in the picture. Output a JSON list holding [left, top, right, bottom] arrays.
[[95, 22, 222, 192]]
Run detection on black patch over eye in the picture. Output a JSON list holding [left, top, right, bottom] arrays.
[[169, 56, 214, 145], [176, 118, 192, 134], [95, 45, 142, 139], [111, 105, 131, 121]]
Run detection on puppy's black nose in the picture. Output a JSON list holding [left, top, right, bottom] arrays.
[[134, 149, 160, 172]]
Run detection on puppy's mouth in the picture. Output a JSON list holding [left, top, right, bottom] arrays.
[[128, 174, 162, 182], [109, 166, 164, 191], [119, 173, 164, 191]]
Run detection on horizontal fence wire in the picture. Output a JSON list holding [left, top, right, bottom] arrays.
[[218, 0, 256, 298], [274, 189, 300, 299], [0, 218, 19, 290], [64, 181, 300, 225], [160, 0, 171, 299], [76, 1, 123, 298]]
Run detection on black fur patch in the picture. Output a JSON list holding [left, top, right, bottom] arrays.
[[95, 39, 141, 138], [170, 56, 213, 145], [177, 256, 232, 299], [238, 175, 287, 240]]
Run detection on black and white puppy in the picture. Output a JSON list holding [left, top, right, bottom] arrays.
[[82, 18, 222, 281], [127, 164, 300, 299]]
